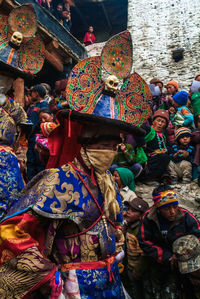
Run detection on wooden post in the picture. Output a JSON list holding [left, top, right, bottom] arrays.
[[45, 41, 64, 72], [13, 77, 24, 106]]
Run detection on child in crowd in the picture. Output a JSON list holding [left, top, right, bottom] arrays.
[[122, 196, 149, 299], [113, 167, 136, 211], [111, 133, 143, 178], [35, 108, 59, 165], [172, 91, 195, 129], [168, 127, 194, 184]]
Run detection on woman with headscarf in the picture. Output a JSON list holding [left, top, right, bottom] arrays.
[[113, 167, 136, 208]]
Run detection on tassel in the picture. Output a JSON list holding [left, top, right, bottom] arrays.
[[68, 110, 72, 138], [49, 271, 63, 299]]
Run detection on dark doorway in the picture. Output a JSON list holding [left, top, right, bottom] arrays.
[[70, 0, 128, 43]]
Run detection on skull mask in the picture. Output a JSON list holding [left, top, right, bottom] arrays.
[[10, 32, 23, 47], [104, 75, 119, 93]]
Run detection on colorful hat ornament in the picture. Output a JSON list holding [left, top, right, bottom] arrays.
[[60, 30, 152, 135], [0, 4, 45, 78], [153, 190, 179, 208]]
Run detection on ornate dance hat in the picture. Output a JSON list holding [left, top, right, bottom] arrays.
[[0, 4, 45, 79], [58, 31, 152, 136]]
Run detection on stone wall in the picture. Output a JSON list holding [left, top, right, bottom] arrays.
[[128, 0, 200, 90], [85, 42, 105, 57], [135, 181, 200, 220]]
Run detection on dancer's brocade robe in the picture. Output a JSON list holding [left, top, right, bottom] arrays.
[[0, 160, 125, 298]]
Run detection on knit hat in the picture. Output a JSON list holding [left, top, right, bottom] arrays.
[[166, 80, 179, 91], [115, 167, 135, 192], [31, 85, 46, 98], [175, 127, 192, 141], [173, 235, 200, 274], [152, 109, 169, 126], [150, 78, 163, 86], [40, 122, 60, 137], [173, 91, 188, 106], [153, 190, 179, 208], [125, 196, 149, 213]]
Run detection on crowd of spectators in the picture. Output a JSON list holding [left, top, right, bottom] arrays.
[[2, 72, 200, 298], [36, 0, 72, 31]]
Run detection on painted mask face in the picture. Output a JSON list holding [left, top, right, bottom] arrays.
[[10, 31, 23, 46]]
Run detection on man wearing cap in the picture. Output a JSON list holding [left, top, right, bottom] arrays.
[[122, 196, 149, 298], [138, 184, 200, 299], [141, 109, 170, 185], [173, 235, 200, 299], [27, 84, 49, 180]]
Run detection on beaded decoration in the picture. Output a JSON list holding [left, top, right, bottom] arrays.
[[156, 133, 167, 153]]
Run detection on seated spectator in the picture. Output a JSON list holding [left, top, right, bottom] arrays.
[[50, 79, 69, 113], [149, 78, 169, 112], [168, 127, 194, 184], [40, 0, 53, 12], [173, 235, 200, 299], [165, 80, 179, 97], [113, 167, 136, 210], [141, 109, 170, 186], [83, 26, 96, 46], [41, 83, 52, 103], [63, 0, 70, 12], [110, 133, 143, 178], [172, 91, 195, 129], [54, 3, 63, 22], [138, 184, 200, 299], [122, 197, 149, 299], [61, 10, 71, 31]]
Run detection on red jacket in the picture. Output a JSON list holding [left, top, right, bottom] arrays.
[[83, 32, 95, 46]]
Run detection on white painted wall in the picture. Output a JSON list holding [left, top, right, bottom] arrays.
[[128, 0, 200, 89]]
